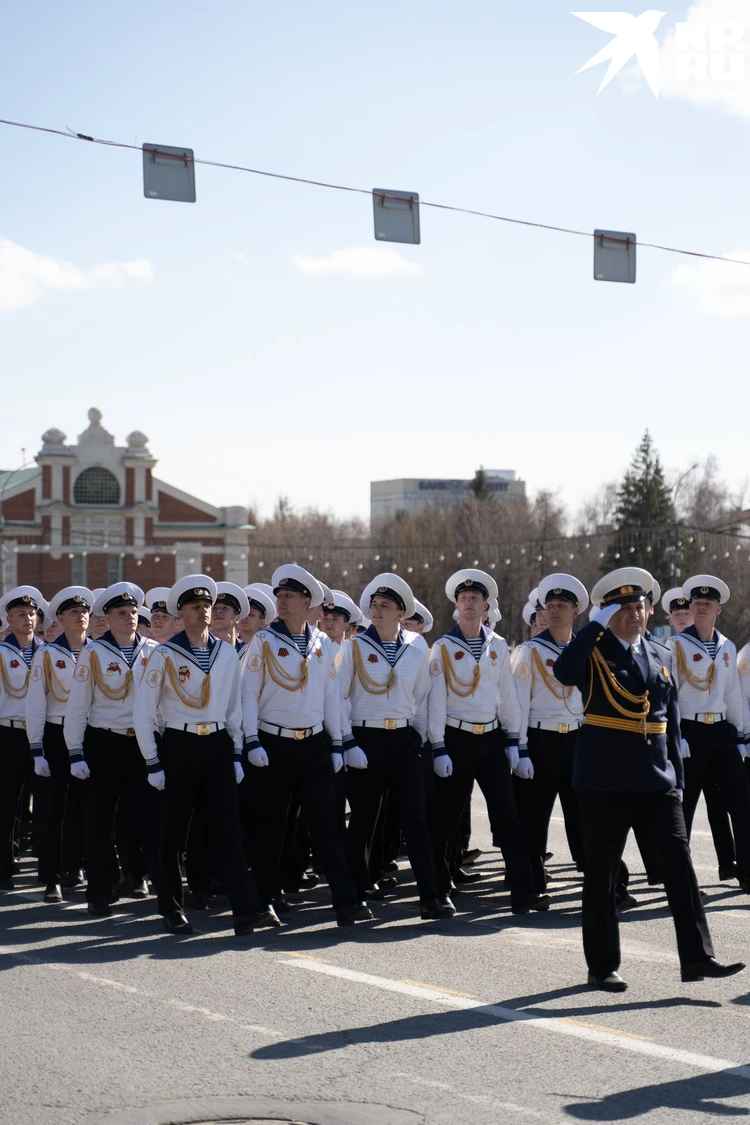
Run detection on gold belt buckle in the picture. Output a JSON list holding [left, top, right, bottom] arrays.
[[385, 718, 397, 731], [16, 721, 26, 730], [294, 729, 306, 741], [473, 723, 485, 736], [126, 727, 135, 738], [558, 723, 570, 735], [704, 713, 715, 725], [196, 723, 211, 737]]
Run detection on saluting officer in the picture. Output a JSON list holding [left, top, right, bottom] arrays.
[[26, 586, 94, 903], [512, 573, 588, 892], [64, 582, 160, 916], [240, 564, 371, 927], [666, 574, 750, 892], [555, 567, 743, 991], [134, 574, 271, 936], [0, 586, 43, 891]]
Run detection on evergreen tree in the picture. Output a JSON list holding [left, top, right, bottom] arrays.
[[604, 432, 672, 592], [467, 466, 492, 501]]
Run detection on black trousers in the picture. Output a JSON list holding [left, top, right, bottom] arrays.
[[431, 727, 534, 904], [245, 730, 358, 908], [681, 719, 750, 881], [346, 725, 438, 901], [577, 789, 713, 976], [704, 778, 736, 869], [34, 724, 85, 885], [158, 728, 257, 919], [0, 727, 31, 880], [82, 726, 163, 901], [513, 727, 584, 891]]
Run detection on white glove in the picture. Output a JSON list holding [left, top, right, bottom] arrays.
[[34, 756, 51, 778], [514, 757, 535, 780], [247, 745, 269, 767], [506, 744, 520, 770], [70, 760, 90, 780], [147, 769, 166, 791], [738, 743, 747, 760], [331, 752, 344, 773], [433, 754, 453, 778], [680, 739, 691, 759], [234, 761, 245, 784], [344, 746, 368, 769], [591, 603, 621, 628]]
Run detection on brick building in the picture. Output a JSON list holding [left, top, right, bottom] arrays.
[[0, 408, 253, 598]]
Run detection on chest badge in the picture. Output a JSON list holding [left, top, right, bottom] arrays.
[[368, 654, 378, 664], [693, 653, 703, 662], [107, 662, 121, 675], [315, 647, 322, 663], [546, 658, 555, 668], [490, 650, 498, 666], [56, 660, 66, 670], [9, 659, 19, 669], [178, 665, 191, 682], [723, 652, 730, 665], [454, 651, 465, 661], [278, 648, 289, 658]]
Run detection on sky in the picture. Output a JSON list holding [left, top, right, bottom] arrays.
[[1, 0, 749, 522]]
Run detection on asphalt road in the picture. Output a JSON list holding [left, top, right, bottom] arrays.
[[2, 795, 750, 1125]]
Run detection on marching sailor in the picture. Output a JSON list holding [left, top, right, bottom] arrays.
[[319, 588, 360, 648], [239, 585, 276, 647], [666, 574, 750, 892], [26, 586, 93, 903], [134, 574, 271, 936], [210, 582, 250, 655], [64, 582, 160, 916], [240, 564, 372, 926], [0, 586, 43, 891], [555, 567, 743, 990], [145, 587, 176, 644], [512, 573, 587, 892], [428, 569, 547, 914]]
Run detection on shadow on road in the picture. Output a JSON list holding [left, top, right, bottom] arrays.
[[561, 1067, 750, 1118]]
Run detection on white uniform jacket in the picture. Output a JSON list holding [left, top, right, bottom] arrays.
[[736, 643, 750, 740], [133, 631, 243, 761], [339, 626, 430, 744], [240, 622, 342, 745], [512, 631, 584, 743], [0, 635, 43, 724], [428, 625, 521, 750], [26, 637, 91, 752], [667, 626, 744, 735], [64, 632, 157, 754]]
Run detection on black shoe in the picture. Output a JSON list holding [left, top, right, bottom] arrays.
[[87, 900, 113, 917], [544, 851, 554, 861], [273, 896, 293, 914], [719, 863, 738, 882], [336, 902, 374, 926], [187, 891, 208, 911], [420, 897, 455, 919], [378, 875, 398, 891], [512, 893, 552, 915], [0, 879, 15, 891], [234, 916, 257, 937], [588, 971, 628, 992], [13, 861, 21, 874], [454, 867, 483, 884], [462, 848, 483, 866], [300, 872, 320, 889], [105, 889, 121, 905], [119, 876, 149, 898], [681, 957, 746, 982], [365, 884, 386, 900], [163, 913, 193, 934], [253, 906, 282, 928], [384, 860, 399, 873], [616, 892, 638, 911], [61, 869, 85, 889], [741, 882, 750, 895], [646, 876, 664, 886], [43, 884, 62, 903]]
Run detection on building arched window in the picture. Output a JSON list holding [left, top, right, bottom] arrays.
[[73, 466, 120, 505]]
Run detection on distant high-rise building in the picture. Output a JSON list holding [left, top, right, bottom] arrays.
[[371, 470, 526, 525]]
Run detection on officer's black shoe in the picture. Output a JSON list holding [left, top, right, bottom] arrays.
[[87, 900, 113, 917], [105, 889, 121, 905], [119, 876, 149, 898], [454, 867, 483, 884], [378, 876, 398, 891], [588, 971, 628, 992], [615, 889, 637, 911], [0, 879, 15, 891], [719, 862, 738, 882], [420, 897, 455, 919], [512, 893, 552, 915], [300, 872, 320, 889], [234, 917, 256, 937], [384, 860, 400, 873], [163, 913, 193, 935], [273, 896, 293, 914], [254, 906, 282, 928], [681, 957, 746, 982], [365, 884, 386, 900], [336, 902, 374, 926], [43, 884, 62, 903], [188, 891, 208, 911], [61, 869, 85, 889], [462, 848, 483, 866]]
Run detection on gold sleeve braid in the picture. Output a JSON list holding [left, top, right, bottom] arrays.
[[440, 644, 480, 698], [530, 648, 582, 717], [674, 643, 716, 693], [90, 650, 133, 702], [0, 654, 30, 699]]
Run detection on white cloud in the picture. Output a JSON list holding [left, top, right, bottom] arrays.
[[659, 0, 750, 117], [0, 237, 154, 311], [672, 249, 750, 315], [292, 246, 422, 277]]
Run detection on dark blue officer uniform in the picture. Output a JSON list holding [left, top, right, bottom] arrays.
[[555, 618, 713, 979]]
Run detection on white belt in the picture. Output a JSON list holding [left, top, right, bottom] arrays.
[[259, 721, 323, 741], [533, 720, 583, 734], [684, 713, 726, 725], [446, 717, 498, 735], [45, 716, 64, 726], [353, 718, 410, 730], [90, 724, 137, 738], [165, 721, 225, 736], [0, 718, 26, 729]]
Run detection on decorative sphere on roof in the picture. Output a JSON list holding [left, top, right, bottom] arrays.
[[41, 428, 66, 445], [126, 430, 149, 449], [88, 407, 103, 424]]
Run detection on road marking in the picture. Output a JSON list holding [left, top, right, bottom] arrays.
[[278, 951, 330, 963], [393, 1071, 556, 1122], [559, 1017, 650, 1040], [402, 979, 477, 999], [280, 956, 750, 1079]]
